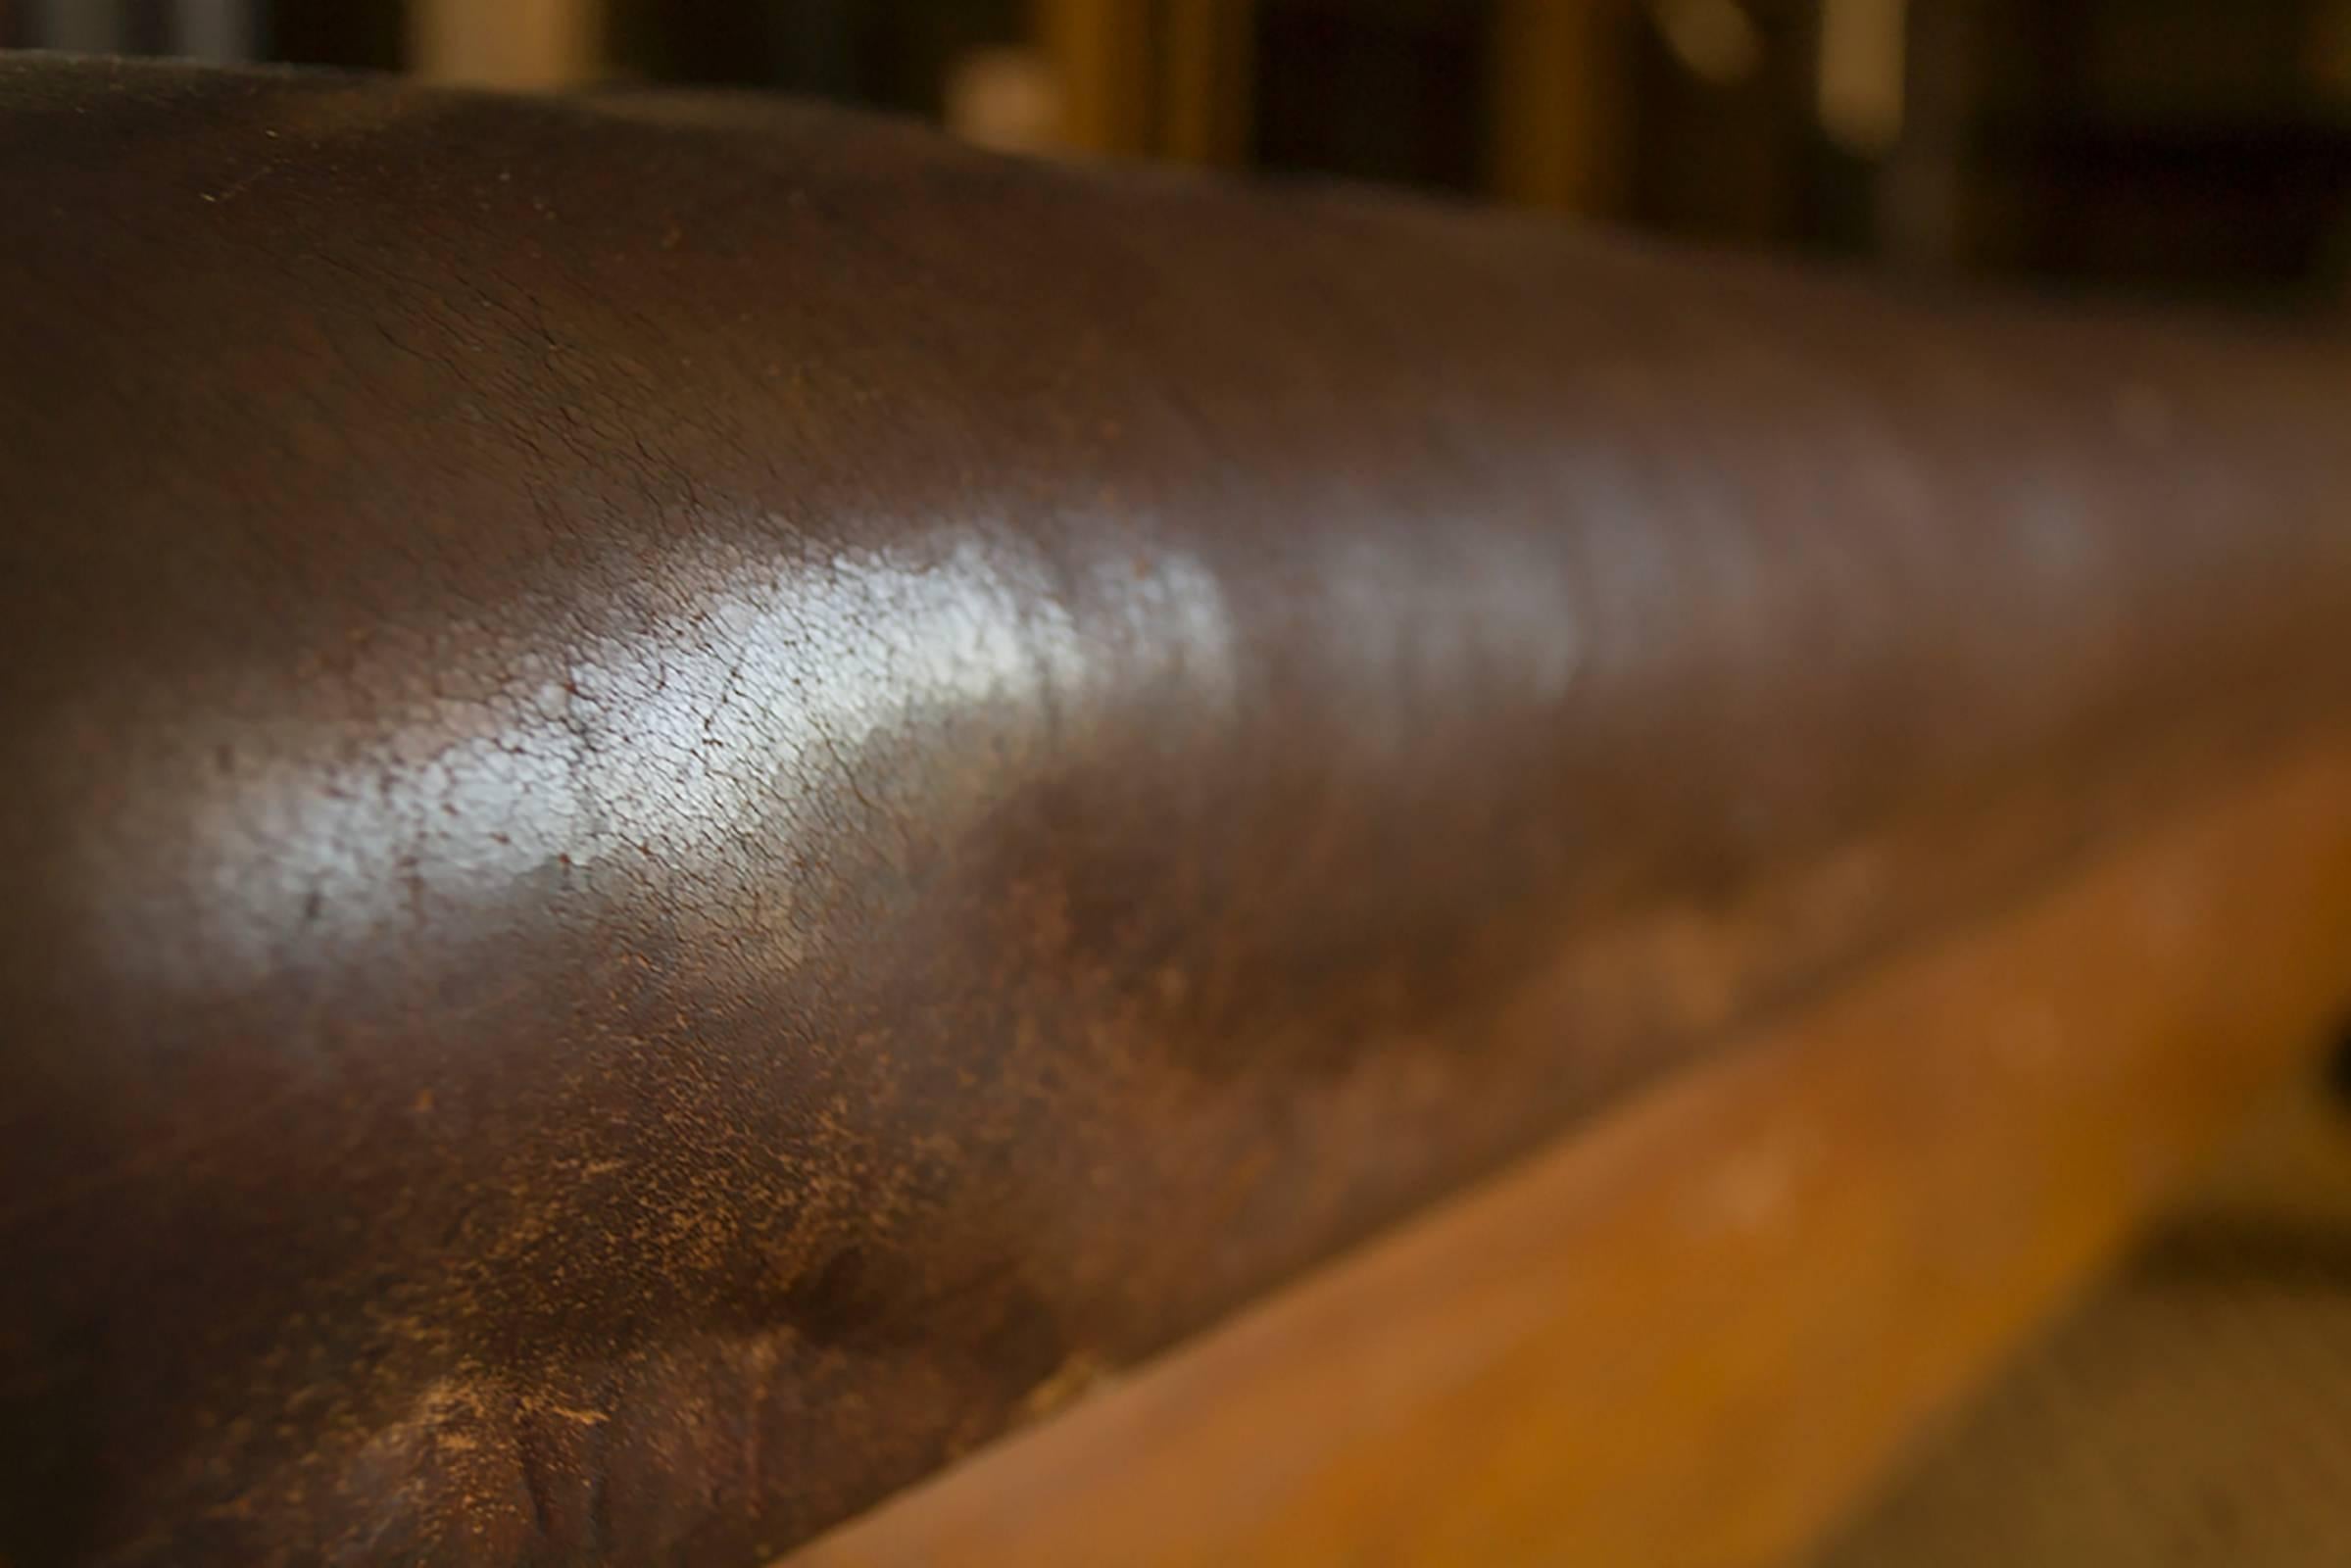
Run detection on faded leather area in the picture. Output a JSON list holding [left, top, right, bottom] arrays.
[[1, 56, 2347, 1567]]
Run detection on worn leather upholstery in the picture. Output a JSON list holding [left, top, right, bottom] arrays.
[[2, 56, 2346, 1567]]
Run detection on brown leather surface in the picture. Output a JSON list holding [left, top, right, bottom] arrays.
[[0, 56, 2345, 1567]]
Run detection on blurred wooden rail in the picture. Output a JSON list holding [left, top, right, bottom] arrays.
[[799, 741, 2351, 1567]]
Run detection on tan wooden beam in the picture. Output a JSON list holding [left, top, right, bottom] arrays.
[[1160, 0, 1254, 167], [408, 0, 602, 90], [1489, 0, 1635, 214], [1033, 0, 1156, 157]]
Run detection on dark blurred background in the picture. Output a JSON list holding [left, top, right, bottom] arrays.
[[5, 0, 2349, 318]]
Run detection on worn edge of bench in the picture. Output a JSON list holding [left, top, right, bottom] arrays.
[[793, 738, 2351, 1567]]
